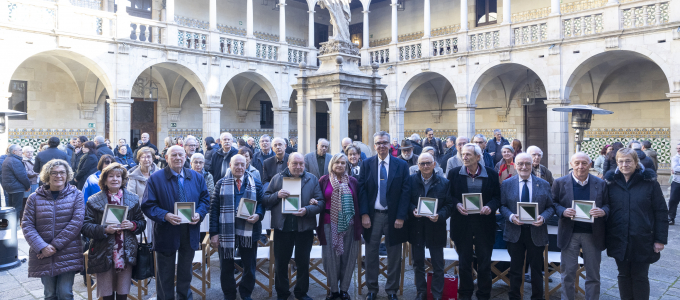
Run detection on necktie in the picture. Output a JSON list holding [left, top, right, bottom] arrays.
[[521, 179, 530, 203], [175, 175, 186, 202], [236, 178, 242, 192], [379, 161, 387, 208]]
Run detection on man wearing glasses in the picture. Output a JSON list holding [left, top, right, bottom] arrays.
[[359, 131, 411, 300], [444, 136, 470, 177], [183, 136, 200, 169], [472, 134, 494, 168]]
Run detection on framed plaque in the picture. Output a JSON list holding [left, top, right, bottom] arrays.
[[572, 200, 596, 223], [282, 195, 301, 214], [417, 197, 438, 217], [102, 204, 128, 226], [237, 198, 258, 219], [282, 177, 302, 195], [517, 202, 539, 224], [175, 202, 196, 224], [462, 193, 483, 214]]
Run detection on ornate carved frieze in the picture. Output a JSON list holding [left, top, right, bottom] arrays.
[[318, 40, 360, 56]]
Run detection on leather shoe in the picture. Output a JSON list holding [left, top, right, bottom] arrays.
[[670, 218, 675, 225], [340, 291, 351, 300], [388, 294, 399, 300], [326, 292, 340, 300], [365, 293, 377, 300], [414, 293, 426, 300]]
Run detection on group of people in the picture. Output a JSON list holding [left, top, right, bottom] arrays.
[[4, 128, 670, 300]]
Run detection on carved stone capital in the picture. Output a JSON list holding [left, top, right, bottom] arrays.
[[167, 107, 182, 122], [118, 43, 130, 55], [78, 103, 98, 120], [237, 110, 248, 123], [499, 51, 511, 62], [430, 111, 442, 123], [605, 36, 619, 50]]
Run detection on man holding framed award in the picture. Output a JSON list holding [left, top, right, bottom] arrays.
[[552, 152, 608, 300], [408, 153, 453, 300], [446, 143, 500, 300], [263, 152, 324, 300], [500, 153, 554, 300]]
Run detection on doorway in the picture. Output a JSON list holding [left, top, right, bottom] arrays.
[[314, 23, 329, 49], [130, 98, 157, 151], [316, 112, 328, 141], [524, 98, 548, 165], [348, 120, 362, 142]]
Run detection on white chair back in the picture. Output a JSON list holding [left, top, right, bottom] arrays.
[[261, 211, 271, 229]]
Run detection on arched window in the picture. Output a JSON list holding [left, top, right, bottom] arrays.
[[476, 0, 498, 26]]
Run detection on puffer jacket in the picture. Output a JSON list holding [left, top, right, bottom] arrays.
[[2, 153, 30, 193], [81, 190, 146, 274], [21, 184, 84, 277]]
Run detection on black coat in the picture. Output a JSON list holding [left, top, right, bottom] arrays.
[[71, 150, 85, 170], [208, 147, 239, 184], [408, 172, 453, 248], [75, 153, 98, 190], [133, 141, 159, 163], [634, 149, 656, 172], [1, 154, 30, 193], [66, 144, 75, 160], [439, 147, 456, 168], [252, 149, 275, 179], [95, 144, 114, 161], [399, 154, 419, 168], [604, 168, 668, 263], [34, 147, 69, 174], [262, 153, 289, 186]]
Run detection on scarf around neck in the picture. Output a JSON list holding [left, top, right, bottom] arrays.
[[329, 172, 355, 256], [219, 168, 257, 259], [108, 189, 125, 271]]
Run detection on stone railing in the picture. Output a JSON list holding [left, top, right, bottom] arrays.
[[70, 0, 101, 10], [512, 22, 547, 45], [431, 37, 458, 56], [563, 14, 603, 38], [130, 17, 166, 44], [66, 6, 115, 36], [469, 30, 500, 51], [217, 24, 246, 36], [8, 0, 57, 30], [398, 42, 422, 61], [369, 37, 391, 47], [398, 31, 424, 43], [369, 45, 391, 64], [256, 42, 279, 60], [431, 24, 461, 37], [512, 7, 550, 23], [179, 29, 208, 50], [288, 46, 308, 64], [511, 0, 607, 22], [621, 2, 669, 29], [175, 15, 209, 30], [220, 37, 245, 55]]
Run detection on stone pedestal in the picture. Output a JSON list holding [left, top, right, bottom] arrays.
[[456, 104, 477, 139], [201, 103, 222, 141], [107, 98, 134, 147]]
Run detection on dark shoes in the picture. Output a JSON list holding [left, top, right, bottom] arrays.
[[387, 294, 399, 300], [365, 293, 377, 300], [670, 218, 675, 225], [340, 291, 351, 300], [297, 296, 313, 300], [326, 292, 340, 300], [415, 293, 426, 300]]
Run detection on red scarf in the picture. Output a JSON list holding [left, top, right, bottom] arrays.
[[108, 190, 125, 271]]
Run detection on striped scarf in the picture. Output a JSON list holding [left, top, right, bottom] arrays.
[[218, 168, 257, 259], [329, 172, 355, 256]]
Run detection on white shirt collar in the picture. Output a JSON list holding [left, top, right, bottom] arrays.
[[379, 154, 390, 165], [519, 175, 532, 184], [571, 172, 589, 186]]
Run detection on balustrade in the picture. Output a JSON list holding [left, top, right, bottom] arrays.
[[431, 37, 458, 56], [288, 47, 308, 63], [513, 23, 547, 45], [179, 30, 207, 49], [256, 42, 279, 60], [469, 31, 500, 51], [563, 14, 603, 38], [369, 47, 390, 64], [220, 37, 245, 55], [70, 0, 101, 10], [622, 2, 669, 29], [399, 43, 422, 61], [8, 0, 57, 30]]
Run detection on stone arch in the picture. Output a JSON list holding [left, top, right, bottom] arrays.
[[128, 60, 208, 104], [219, 70, 281, 108], [469, 62, 550, 105], [397, 71, 456, 108]]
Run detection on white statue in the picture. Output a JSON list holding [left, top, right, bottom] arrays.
[[319, 0, 352, 43]]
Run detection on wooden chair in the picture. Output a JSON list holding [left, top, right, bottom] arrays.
[[174, 234, 211, 300], [288, 235, 328, 292], [356, 236, 407, 295], [254, 212, 276, 296], [84, 250, 148, 300], [423, 235, 459, 274], [544, 239, 586, 298]]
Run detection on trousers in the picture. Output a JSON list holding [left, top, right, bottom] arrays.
[[560, 233, 601, 300], [41, 271, 77, 300], [412, 244, 444, 298], [155, 224, 195, 300], [218, 242, 258, 300], [507, 226, 545, 300], [615, 259, 650, 300], [273, 229, 314, 299], [365, 211, 403, 295]]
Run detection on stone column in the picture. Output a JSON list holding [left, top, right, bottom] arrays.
[[502, 0, 511, 24], [273, 107, 291, 140], [423, 0, 431, 37], [107, 98, 134, 148], [363, 11, 370, 48], [208, 0, 220, 52], [279, 2, 286, 43], [550, 0, 561, 15], [246, 0, 254, 37], [456, 104, 476, 139], [387, 107, 404, 142], [361, 99, 376, 149], [668, 92, 680, 145], [296, 93, 317, 154], [545, 99, 571, 178], [308, 10, 315, 48], [460, 0, 469, 31], [329, 96, 348, 154], [390, 2, 398, 43], [209, 0, 217, 31], [116, 0, 131, 39], [201, 103, 222, 141], [0, 93, 11, 154]]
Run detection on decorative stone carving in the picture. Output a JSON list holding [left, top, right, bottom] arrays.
[[421, 62, 430, 71], [167, 107, 181, 122], [78, 103, 97, 120], [547, 88, 561, 100], [167, 50, 178, 61], [211, 56, 220, 66], [430, 111, 442, 123], [118, 43, 130, 55], [498, 115, 508, 122], [318, 40, 360, 56], [248, 62, 258, 70], [499, 51, 511, 62], [281, 65, 289, 74], [116, 89, 130, 99], [318, 0, 352, 42], [548, 44, 559, 55], [371, 63, 380, 76], [605, 36, 619, 49], [456, 56, 467, 66], [456, 95, 467, 104], [237, 110, 248, 123]]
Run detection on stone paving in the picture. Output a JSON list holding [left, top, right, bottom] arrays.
[[2, 208, 679, 300]]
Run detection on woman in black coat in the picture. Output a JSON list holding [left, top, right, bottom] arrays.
[[75, 141, 98, 190], [604, 148, 668, 300], [602, 142, 624, 176]]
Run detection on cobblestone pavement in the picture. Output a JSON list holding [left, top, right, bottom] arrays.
[[2, 210, 679, 300]]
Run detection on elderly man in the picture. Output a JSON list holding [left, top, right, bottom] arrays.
[[93, 136, 114, 160], [447, 143, 500, 300], [422, 128, 445, 158], [409, 153, 452, 300], [341, 137, 367, 160], [409, 146, 444, 177], [252, 134, 274, 176], [642, 140, 658, 170], [264, 152, 324, 300], [410, 134, 423, 155], [66, 136, 77, 158], [246, 137, 256, 152], [209, 132, 240, 183], [2, 144, 30, 220], [262, 137, 289, 189], [472, 134, 494, 168], [552, 152, 608, 300], [304, 138, 332, 179], [438, 136, 457, 167], [629, 140, 656, 171], [210, 154, 264, 300], [486, 129, 510, 164], [359, 131, 411, 300], [133, 132, 160, 162], [399, 139, 419, 168], [182, 136, 200, 169], [500, 153, 554, 300], [527, 145, 554, 186], [445, 136, 473, 177], [34, 136, 70, 174], [141, 145, 210, 300]]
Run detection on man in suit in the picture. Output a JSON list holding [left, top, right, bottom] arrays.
[[553, 152, 609, 300], [358, 131, 411, 300], [447, 143, 500, 300], [262, 137, 289, 190], [304, 138, 332, 179], [500, 153, 555, 300], [486, 129, 510, 165], [527, 146, 554, 186]]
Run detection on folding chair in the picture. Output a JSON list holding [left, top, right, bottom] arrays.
[[356, 236, 407, 295], [544, 224, 586, 299], [490, 249, 513, 286], [254, 211, 276, 296], [174, 234, 211, 300], [288, 235, 328, 292], [424, 235, 459, 274], [84, 250, 147, 300]]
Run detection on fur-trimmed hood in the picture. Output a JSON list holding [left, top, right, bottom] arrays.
[[604, 165, 657, 184]]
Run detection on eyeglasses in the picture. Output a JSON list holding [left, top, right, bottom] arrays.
[[418, 162, 433, 166], [186, 144, 198, 148], [473, 141, 485, 144], [516, 162, 532, 167], [50, 171, 67, 177], [375, 142, 389, 146]]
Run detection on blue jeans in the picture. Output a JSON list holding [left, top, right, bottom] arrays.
[[41, 271, 77, 300]]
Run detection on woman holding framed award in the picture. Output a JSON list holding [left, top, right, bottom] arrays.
[[605, 148, 668, 300], [82, 163, 146, 300]]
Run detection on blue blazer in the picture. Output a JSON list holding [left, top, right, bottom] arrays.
[[500, 174, 555, 246], [358, 155, 412, 246], [141, 167, 211, 251]]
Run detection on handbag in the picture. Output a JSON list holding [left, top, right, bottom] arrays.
[[132, 231, 155, 280], [427, 272, 458, 300]]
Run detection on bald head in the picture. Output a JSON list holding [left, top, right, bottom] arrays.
[[288, 152, 305, 176], [341, 137, 352, 150], [230, 154, 247, 177], [166, 145, 186, 173]]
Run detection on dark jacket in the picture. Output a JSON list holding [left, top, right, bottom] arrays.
[[408, 172, 453, 249], [81, 190, 146, 274], [399, 154, 419, 168], [358, 155, 411, 246], [95, 144, 114, 161], [447, 165, 500, 245], [252, 149, 275, 179], [115, 153, 137, 170], [486, 137, 510, 164], [209, 172, 265, 240], [66, 144, 75, 160], [604, 168, 668, 263], [113, 145, 133, 158], [439, 147, 456, 168], [602, 157, 617, 176], [634, 149, 656, 172], [0, 154, 6, 178], [209, 147, 239, 184], [500, 174, 554, 246], [262, 153, 289, 186], [75, 153, 98, 190], [141, 167, 211, 251], [412, 143, 423, 155], [34, 146, 70, 174], [535, 164, 555, 186], [482, 151, 494, 170], [552, 173, 609, 251], [317, 175, 362, 244], [422, 137, 444, 158], [133, 141, 159, 163], [71, 150, 85, 170], [263, 169, 324, 232], [2, 153, 30, 193]]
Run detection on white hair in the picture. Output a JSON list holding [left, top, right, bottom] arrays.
[[515, 152, 532, 162], [220, 132, 233, 140], [410, 133, 421, 141], [461, 143, 483, 157], [373, 131, 390, 141], [501, 145, 515, 153], [184, 136, 198, 145], [570, 152, 592, 163], [526, 145, 543, 156], [456, 136, 469, 144], [190, 153, 205, 163], [630, 141, 642, 150], [473, 134, 486, 141], [418, 152, 434, 162], [22, 146, 35, 153], [94, 136, 105, 144], [422, 146, 436, 153]]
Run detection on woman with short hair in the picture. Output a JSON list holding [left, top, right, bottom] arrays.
[[495, 145, 517, 181], [22, 146, 39, 218], [603, 142, 624, 175], [75, 141, 99, 190], [22, 159, 84, 300], [605, 148, 668, 299], [344, 145, 362, 179], [238, 146, 261, 182], [115, 145, 137, 170], [82, 163, 146, 300], [594, 144, 611, 178], [191, 153, 215, 202], [127, 146, 159, 242]]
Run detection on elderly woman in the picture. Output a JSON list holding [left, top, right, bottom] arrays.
[[317, 153, 362, 300], [605, 148, 668, 299], [82, 163, 146, 300], [22, 159, 84, 300], [115, 145, 137, 170], [191, 152, 215, 200], [409, 146, 444, 176], [495, 145, 516, 181], [127, 146, 159, 241], [345, 145, 362, 179], [594, 145, 611, 178], [238, 146, 261, 182], [75, 141, 99, 190], [390, 138, 400, 158], [22, 146, 39, 210], [82, 155, 115, 204]]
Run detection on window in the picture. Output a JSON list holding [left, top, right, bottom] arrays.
[[476, 0, 498, 26], [8, 80, 27, 120], [116, 0, 152, 19], [260, 101, 273, 129]]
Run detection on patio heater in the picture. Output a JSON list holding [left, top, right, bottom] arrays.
[[551, 105, 613, 153]]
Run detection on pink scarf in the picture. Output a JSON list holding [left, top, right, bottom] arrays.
[[108, 190, 125, 271]]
